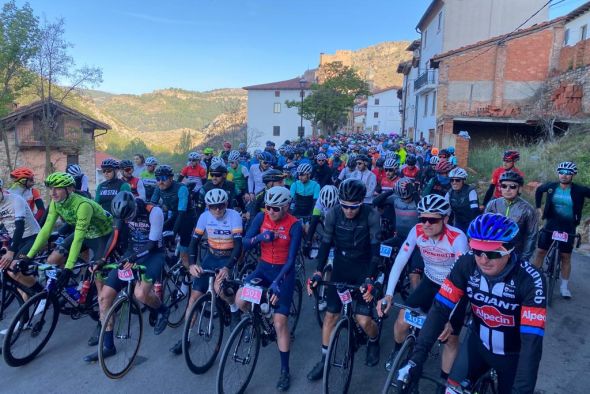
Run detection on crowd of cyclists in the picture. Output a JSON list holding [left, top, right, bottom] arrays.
[[1, 132, 589, 393]]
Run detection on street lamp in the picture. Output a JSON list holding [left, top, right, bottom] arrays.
[[298, 78, 306, 138]]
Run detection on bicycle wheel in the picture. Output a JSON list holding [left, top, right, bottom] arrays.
[[289, 279, 303, 339], [473, 370, 499, 394], [0, 285, 24, 333], [314, 270, 331, 327], [546, 246, 559, 307], [183, 293, 224, 374], [2, 291, 59, 367], [238, 262, 256, 283], [99, 296, 143, 379], [164, 264, 190, 328], [217, 315, 260, 394], [382, 335, 416, 394], [323, 318, 354, 394]]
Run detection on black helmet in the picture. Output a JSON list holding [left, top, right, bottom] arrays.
[[101, 158, 119, 170], [262, 169, 284, 183], [119, 159, 134, 169], [338, 179, 366, 202], [355, 154, 370, 164], [111, 191, 137, 221], [499, 171, 524, 185], [155, 165, 174, 178], [405, 154, 417, 166], [376, 157, 386, 168]]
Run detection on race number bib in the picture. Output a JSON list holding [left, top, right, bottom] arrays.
[[380, 244, 393, 258], [337, 289, 353, 305], [551, 231, 568, 242], [241, 284, 263, 304], [117, 269, 134, 282], [404, 309, 426, 329]]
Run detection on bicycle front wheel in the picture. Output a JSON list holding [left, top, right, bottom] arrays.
[[382, 335, 417, 394], [546, 246, 559, 307], [0, 284, 25, 334], [217, 315, 260, 394], [183, 293, 224, 374], [2, 291, 59, 367], [473, 369, 499, 394], [164, 265, 191, 328], [289, 279, 303, 339], [99, 296, 143, 379], [323, 318, 354, 394]]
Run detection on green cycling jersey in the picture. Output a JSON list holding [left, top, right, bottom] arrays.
[[27, 192, 113, 269]]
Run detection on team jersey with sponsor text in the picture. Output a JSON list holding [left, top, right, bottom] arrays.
[[193, 208, 242, 256]]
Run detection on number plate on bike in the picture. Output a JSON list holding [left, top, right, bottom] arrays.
[[551, 231, 568, 242], [404, 310, 426, 329], [117, 268, 134, 281], [380, 244, 393, 258], [241, 284, 263, 304], [45, 269, 58, 279], [337, 289, 353, 305]]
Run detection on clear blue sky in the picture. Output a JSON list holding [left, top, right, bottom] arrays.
[[17, 0, 588, 94]]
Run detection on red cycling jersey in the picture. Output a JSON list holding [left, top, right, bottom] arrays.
[[490, 166, 525, 198], [260, 212, 298, 265]]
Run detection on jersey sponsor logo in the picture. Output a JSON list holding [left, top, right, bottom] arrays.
[[421, 246, 455, 260], [472, 304, 515, 328], [521, 262, 545, 304], [439, 279, 463, 303], [472, 292, 518, 310], [213, 229, 232, 235], [100, 189, 118, 196], [521, 306, 546, 328], [502, 281, 516, 299], [468, 272, 480, 287]]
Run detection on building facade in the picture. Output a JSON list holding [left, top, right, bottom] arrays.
[[365, 87, 402, 134]]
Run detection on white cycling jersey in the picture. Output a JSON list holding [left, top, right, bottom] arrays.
[[0, 191, 40, 240], [385, 223, 468, 296], [193, 208, 243, 252]]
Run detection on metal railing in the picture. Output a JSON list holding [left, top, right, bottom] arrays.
[[414, 69, 436, 91]]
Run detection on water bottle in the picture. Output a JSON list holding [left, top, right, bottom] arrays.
[[154, 282, 163, 300], [65, 285, 80, 302], [78, 280, 91, 305]]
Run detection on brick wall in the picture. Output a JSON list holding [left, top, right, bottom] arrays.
[[545, 65, 590, 115], [558, 38, 590, 72]]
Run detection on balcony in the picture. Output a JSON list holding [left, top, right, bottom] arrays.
[[414, 69, 437, 93], [16, 122, 83, 149]]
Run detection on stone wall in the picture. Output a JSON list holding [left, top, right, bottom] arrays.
[[545, 65, 590, 115]]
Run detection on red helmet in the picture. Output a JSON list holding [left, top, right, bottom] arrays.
[[223, 141, 232, 149], [435, 160, 453, 174], [10, 167, 35, 180], [503, 150, 520, 162]]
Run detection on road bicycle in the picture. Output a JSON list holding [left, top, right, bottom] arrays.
[[540, 229, 581, 306]]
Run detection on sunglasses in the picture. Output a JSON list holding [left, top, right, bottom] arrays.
[[317, 159, 326, 163], [472, 248, 511, 259], [210, 173, 223, 178], [102, 169, 114, 173], [356, 162, 365, 166], [208, 203, 226, 211], [558, 170, 574, 175], [265, 205, 282, 212], [190, 159, 200, 162], [418, 217, 443, 224], [260, 161, 268, 165], [123, 167, 133, 172], [450, 178, 464, 183], [156, 176, 170, 182], [500, 183, 518, 190], [340, 202, 362, 210]]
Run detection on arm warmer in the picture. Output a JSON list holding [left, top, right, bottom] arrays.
[[227, 235, 243, 270], [9, 220, 25, 252], [34, 199, 45, 222], [188, 234, 202, 265], [243, 212, 264, 251], [482, 183, 495, 207]]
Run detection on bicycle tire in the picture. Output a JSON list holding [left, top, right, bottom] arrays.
[[289, 279, 303, 339], [99, 296, 143, 379], [164, 265, 190, 328], [2, 291, 59, 367], [323, 318, 354, 394], [0, 283, 24, 319], [546, 246, 559, 307], [183, 293, 224, 374], [382, 335, 416, 394], [472, 370, 498, 394], [217, 315, 260, 394], [314, 269, 332, 327]]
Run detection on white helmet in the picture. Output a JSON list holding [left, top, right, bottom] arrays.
[[188, 152, 200, 161], [429, 156, 440, 165], [228, 150, 240, 161], [145, 156, 158, 166], [264, 186, 291, 207], [319, 185, 338, 208], [448, 167, 468, 179], [297, 163, 313, 175], [204, 188, 228, 205], [417, 194, 451, 216]]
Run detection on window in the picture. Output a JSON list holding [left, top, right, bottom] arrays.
[[274, 90, 280, 97], [423, 94, 429, 117], [431, 91, 436, 115], [374, 98, 380, 105], [423, 29, 428, 48], [437, 12, 442, 32], [67, 154, 79, 165], [373, 112, 379, 118], [273, 102, 281, 113], [564, 28, 570, 45], [273, 126, 280, 136], [581, 25, 588, 41]]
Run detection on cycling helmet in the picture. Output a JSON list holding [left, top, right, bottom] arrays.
[[297, 163, 313, 175], [338, 179, 366, 202], [405, 154, 417, 166], [333, 149, 341, 156], [431, 147, 439, 156], [111, 191, 137, 221], [449, 167, 468, 180], [447, 146, 455, 154], [209, 160, 228, 174], [355, 154, 370, 164], [503, 150, 520, 162], [66, 164, 83, 177], [228, 150, 240, 162], [499, 171, 524, 185], [101, 158, 119, 169], [556, 161, 577, 174], [155, 165, 174, 178], [205, 188, 229, 205], [119, 159, 134, 169], [316, 153, 327, 161], [188, 152, 200, 161], [435, 160, 453, 174], [223, 141, 232, 149], [260, 151, 275, 165], [395, 178, 414, 199], [319, 185, 339, 208], [429, 156, 440, 165], [376, 157, 386, 168], [467, 213, 519, 246], [383, 158, 399, 170], [145, 156, 158, 166], [264, 186, 291, 207], [262, 169, 284, 183], [438, 149, 450, 158], [45, 172, 75, 188], [417, 194, 451, 216], [203, 147, 214, 155], [10, 167, 34, 180]]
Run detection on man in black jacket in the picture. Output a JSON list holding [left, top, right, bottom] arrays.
[[533, 161, 590, 298]]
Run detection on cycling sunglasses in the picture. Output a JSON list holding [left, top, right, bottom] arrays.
[[418, 217, 443, 224], [123, 167, 133, 172], [340, 202, 362, 210], [450, 178, 464, 183], [500, 183, 518, 190], [208, 203, 226, 211], [385, 169, 397, 172], [558, 170, 575, 175], [156, 176, 170, 182], [472, 248, 511, 259], [210, 173, 224, 178], [356, 161, 366, 166], [265, 205, 282, 212]]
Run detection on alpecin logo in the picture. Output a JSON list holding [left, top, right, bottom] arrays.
[[472, 304, 515, 328]]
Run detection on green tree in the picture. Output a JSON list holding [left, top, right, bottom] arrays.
[[287, 62, 369, 135]]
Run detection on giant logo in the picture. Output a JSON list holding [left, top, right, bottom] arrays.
[[472, 304, 515, 328]]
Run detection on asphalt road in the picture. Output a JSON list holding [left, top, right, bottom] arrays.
[[1, 253, 589, 394]]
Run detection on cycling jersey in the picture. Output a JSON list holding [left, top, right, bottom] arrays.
[[401, 165, 420, 180], [124, 176, 146, 200], [385, 223, 468, 296], [290, 180, 320, 217], [422, 176, 451, 197], [445, 185, 479, 233], [0, 191, 40, 250], [350, 169, 377, 204], [195, 180, 238, 213], [380, 176, 399, 192], [140, 170, 157, 201], [411, 254, 546, 394], [248, 164, 266, 195], [312, 163, 333, 188], [179, 164, 206, 191], [228, 164, 249, 192], [193, 208, 242, 256], [484, 166, 525, 205], [535, 182, 590, 228], [259, 212, 299, 265], [9, 184, 45, 221], [95, 178, 131, 213], [28, 192, 113, 269], [312, 198, 329, 217]]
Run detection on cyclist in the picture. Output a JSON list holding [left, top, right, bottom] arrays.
[[239, 186, 303, 391], [378, 194, 468, 378], [312, 152, 333, 188], [178, 152, 207, 195], [307, 179, 382, 380], [303, 184, 339, 257], [170, 189, 243, 355], [401, 154, 420, 180], [9, 167, 45, 223], [482, 150, 524, 207], [227, 150, 249, 209], [248, 151, 274, 201], [150, 165, 195, 267], [485, 171, 537, 263], [351, 154, 377, 204], [139, 156, 158, 201], [84, 191, 169, 362], [238, 143, 251, 166], [220, 141, 232, 162], [132, 153, 146, 178], [380, 158, 401, 192], [401, 213, 545, 394], [95, 159, 131, 213], [422, 160, 453, 197], [372, 157, 387, 192], [445, 167, 479, 233], [421, 155, 439, 186], [290, 163, 320, 219], [119, 159, 146, 200], [336, 155, 357, 185], [66, 164, 91, 198], [533, 161, 590, 298], [247, 169, 286, 222], [202, 147, 215, 176], [195, 161, 238, 214]]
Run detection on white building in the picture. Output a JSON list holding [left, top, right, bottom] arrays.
[[563, 2, 590, 46], [243, 73, 314, 150], [399, 0, 549, 142], [364, 87, 402, 134]]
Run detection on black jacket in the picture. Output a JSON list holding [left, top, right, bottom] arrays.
[[535, 182, 590, 226]]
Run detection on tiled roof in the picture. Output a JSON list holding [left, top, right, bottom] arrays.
[[406, 40, 421, 51], [243, 77, 312, 91], [565, 1, 590, 22]]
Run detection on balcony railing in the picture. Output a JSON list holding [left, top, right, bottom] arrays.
[[414, 69, 437, 91]]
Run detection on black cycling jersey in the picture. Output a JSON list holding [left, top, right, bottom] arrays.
[[312, 163, 333, 188], [195, 179, 237, 213], [150, 181, 194, 234], [447, 185, 479, 233], [95, 178, 129, 213]]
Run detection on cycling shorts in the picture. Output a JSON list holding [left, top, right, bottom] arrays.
[[57, 233, 111, 262], [537, 227, 575, 254], [178, 213, 197, 249], [192, 254, 230, 293], [105, 250, 165, 292], [244, 261, 295, 316]]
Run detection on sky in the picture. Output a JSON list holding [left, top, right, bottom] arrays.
[[15, 0, 589, 95]]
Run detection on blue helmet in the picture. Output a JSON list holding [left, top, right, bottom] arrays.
[[260, 151, 275, 165], [467, 213, 519, 243]]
